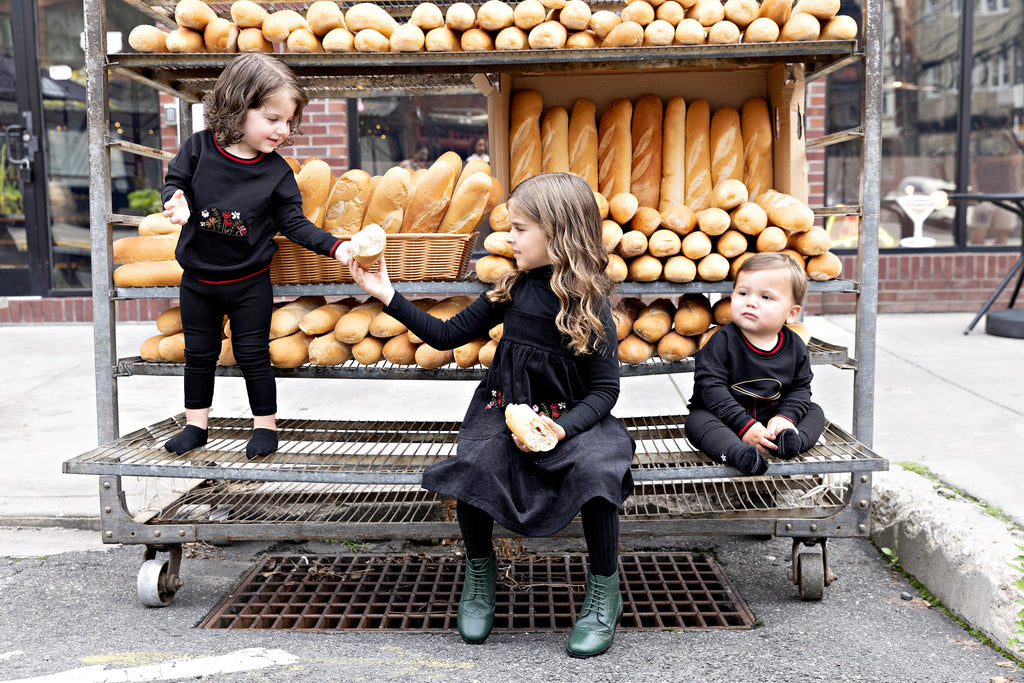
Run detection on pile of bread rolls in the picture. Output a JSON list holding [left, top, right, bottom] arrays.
[[112, 213, 184, 287], [290, 153, 502, 237], [489, 89, 843, 284], [615, 293, 812, 364], [139, 294, 505, 369], [127, 0, 858, 54]]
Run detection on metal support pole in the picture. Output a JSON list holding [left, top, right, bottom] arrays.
[[853, 0, 882, 446], [954, 3, 975, 240], [84, 0, 119, 444]]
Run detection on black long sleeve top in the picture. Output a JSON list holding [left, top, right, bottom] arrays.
[[689, 322, 814, 436], [162, 130, 340, 283], [383, 266, 621, 440]]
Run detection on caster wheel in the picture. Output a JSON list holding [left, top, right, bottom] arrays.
[[797, 552, 825, 601], [137, 558, 181, 607]]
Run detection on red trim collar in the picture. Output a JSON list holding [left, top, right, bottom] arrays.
[[213, 137, 264, 164], [739, 329, 783, 355]]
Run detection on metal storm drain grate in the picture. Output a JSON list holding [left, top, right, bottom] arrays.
[[200, 552, 754, 631]]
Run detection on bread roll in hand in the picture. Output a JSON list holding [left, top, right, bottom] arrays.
[[505, 403, 558, 452]]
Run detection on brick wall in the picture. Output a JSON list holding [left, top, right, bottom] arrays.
[[0, 297, 178, 323]]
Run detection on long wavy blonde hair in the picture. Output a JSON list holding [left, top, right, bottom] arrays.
[[487, 173, 613, 355]]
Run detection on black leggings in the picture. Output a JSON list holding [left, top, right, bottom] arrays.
[[179, 271, 276, 416], [685, 402, 827, 462], [457, 498, 620, 577]]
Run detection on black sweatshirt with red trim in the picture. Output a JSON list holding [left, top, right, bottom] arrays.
[[161, 130, 340, 284], [688, 322, 814, 437]]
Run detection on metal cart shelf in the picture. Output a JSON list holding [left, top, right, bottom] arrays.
[[80, 0, 882, 607]]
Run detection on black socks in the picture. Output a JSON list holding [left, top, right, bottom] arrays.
[[775, 429, 802, 459], [728, 444, 769, 476], [164, 425, 208, 455], [246, 428, 278, 460]]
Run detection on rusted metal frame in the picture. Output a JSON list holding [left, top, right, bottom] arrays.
[[806, 127, 864, 150], [119, 0, 175, 28]]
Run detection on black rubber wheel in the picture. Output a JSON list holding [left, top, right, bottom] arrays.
[[985, 308, 1024, 339], [797, 552, 825, 601]]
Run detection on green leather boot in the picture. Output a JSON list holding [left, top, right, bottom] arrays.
[[457, 553, 497, 644], [566, 570, 622, 658]]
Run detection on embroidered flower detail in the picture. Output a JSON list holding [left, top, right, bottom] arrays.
[[231, 211, 241, 220], [484, 390, 504, 410], [201, 209, 210, 218]]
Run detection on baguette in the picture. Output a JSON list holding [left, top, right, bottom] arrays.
[[730, 201, 768, 235], [602, 20, 644, 47], [129, 25, 167, 53], [489, 203, 511, 231], [238, 27, 275, 52], [559, 0, 592, 30], [631, 206, 662, 236], [617, 230, 649, 258], [708, 20, 741, 43], [461, 28, 494, 51], [269, 331, 312, 368], [514, 0, 547, 29], [663, 254, 697, 282], [509, 90, 544, 190], [657, 332, 699, 362], [345, 3, 399, 38], [741, 98, 773, 201], [363, 166, 411, 233], [354, 28, 390, 52], [684, 99, 712, 211], [476, 255, 516, 282], [687, 0, 725, 25], [659, 96, 686, 213], [112, 234, 178, 264], [176, 0, 216, 31], [158, 333, 187, 362], [621, 0, 656, 25], [165, 27, 206, 52], [568, 99, 600, 191], [439, 171, 494, 234], [626, 253, 662, 281], [630, 94, 663, 209], [495, 26, 530, 50], [606, 253, 628, 282], [793, 0, 840, 20], [231, 1, 269, 29], [618, 333, 655, 364], [820, 15, 858, 40], [709, 106, 743, 187], [589, 10, 621, 40], [138, 213, 180, 236], [712, 178, 749, 210], [479, 339, 498, 367], [156, 306, 183, 335], [681, 230, 712, 259], [788, 225, 830, 256], [757, 0, 792, 26], [458, 160, 492, 189], [484, 231, 514, 257], [401, 151, 463, 233], [335, 301, 385, 343], [505, 403, 557, 451], [697, 207, 731, 235], [602, 220, 624, 253], [756, 189, 815, 232], [779, 12, 821, 41], [425, 26, 461, 51], [647, 229, 681, 257], [383, 333, 419, 365], [660, 204, 698, 236], [408, 296, 472, 344], [742, 16, 780, 42], [723, 0, 759, 28], [613, 298, 643, 341], [541, 107, 571, 174], [140, 334, 168, 362], [308, 333, 352, 366], [351, 336, 386, 364], [112, 260, 183, 287], [262, 10, 309, 43], [411, 2, 445, 30], [696, 252, 729, 281], [391, 23, 426, 52], [806, 251, 842, 280], [296, 159, 333, 228], [455, 337, 489, 368], [445, 2, 477, 31], [716, 229, 749, 258], [325, 169, 372, 235], [270, 296, 327, 339], [598, 98, 633, 199], [755, 225, 788, 251], [674, 18, 707, 44], [415, 343, 455, 369], [478, 0, 515, 31], [609, 192, 639, 225], [288, 27, 325, 52], [307, 0, 345, 36], [219, 336, 235, 366], [300, 301, 352, 335]]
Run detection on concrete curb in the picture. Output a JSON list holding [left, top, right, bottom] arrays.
[[871, 467, 1024, 659]]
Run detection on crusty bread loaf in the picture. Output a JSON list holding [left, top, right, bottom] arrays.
[[308, 333, 352, 366], [659, 96, 686, 213], [345, 3, 399, 38], [335, 301, 385, 343], [696, 252, 729, 281], [684, 99, 712, 211], [602, 20, 644, 47], [383, 333, 419, 365], [697, 207, 730, 235], [238, 27, 274, 52], [742, 16, 780, 42], [138, 213, 180, 236], [661, 204, 698, 236], [618, 333, 655, 364], [657, 331, 699, 362], [322, 27, 356, 52], [300, 302, 352, 335], [606, 253, 628, 282], [569, 99, 600, 191], [129, 25, 167, 53], [140, 334, 168, 362], [756, 189, 815, 232], [411, 2, 445, 30], [231, 0, 269, 29], [509, 90, 544, 190], [723, 0, 759, 27], [391, 23, 427, 52], [820, 15, 858, 40], [602, 220, 624, 254], [663, 254, 697, 282], [401, 151, 462, 233], [598, 98, 633, 199], [351, 335, 386, 365], [681, 230, 712, 260], [158, 332, 187, 362], [757, 0, 792, 26], [779, 12, 821, 41], [730, 200, 768, 235], [687, 0, 725, 25], [325, 169, 372, 235], [647, 229, 682, 258], [630, 94, 663, 209], [617, 230, 649, 258], [425, 26, 461, 51], [716, 229, 749, 258], [740, 98, 773, 201], [415, 343, 455, 369], [455, 337, 489, 368], [408, 296, 472, 344], [204, 18, 239, 52], [351, 223, 387, 267], [439, 171, 494, 234], [495, 26, 530, 50], [609, 192, 639, 225], [363, 166, 411, 233], [262, 9, 309, 42], [112, 260, 183, 287], [176, 0, 216, 31], [113, 235, 178, 264], [297, 159, 333, 228], [541, 106, 571, 174], [156, 306, 183, 335], [627, 253, 663, 282], [165, 27, 206, 52], [806, 251, 842, 280], [461, 27, 495, 51], [675, 18, 707, 44], [445, 2, 477, 31], [271, 296, 327, 339], [710, 106, 743, 187], [505, 403, 557, 451]]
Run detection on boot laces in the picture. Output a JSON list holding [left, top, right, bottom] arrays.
[[580, 578, 609, 621], [465, 560, 490, 598]]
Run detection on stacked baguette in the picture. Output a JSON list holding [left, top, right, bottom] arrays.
[[139, 294, 504, 370], [128, 0, 859, 54], [493, 90, 843, 284], [112, 214, 184, 287]]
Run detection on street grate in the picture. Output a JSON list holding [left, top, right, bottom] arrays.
[[199, 552, 755, 631]]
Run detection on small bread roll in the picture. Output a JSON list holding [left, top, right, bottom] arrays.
[[307, 1, 345, 36], [238, 27, 275, 52], [269, 331, 312, 368], [176, 0, 216, 31], [631, 207, 663, 237], [786, 321, 812, 344], [231, 0, 269, 29], [697, 208, 731, 236], [627, 254, 663, 282], [713, 179, 749, 211], [495, 26, 530, 49], [589, 10, 622, 40], [674, 18, 706, 44], [490, 203, 511, 232], [716, 229, 749, 258], [158, 333, 187, 362], [687, 0, 725, 26], [661, 205, 698, 237], [445, 2, 477, 31], [657, 1, 687, 24], [567, 30, 598, 48], [559, 0, 592, 30], [658, 332, 699, 362], [156, 306, 183, 335], [723, 0, 759, 28], [756, 225, 788, 252], [140, 334, 169, 362], [756, 190, 816, 232], [411, 2, 445, 30], [346, 3, 399, 37], [505, 404, 557, 452], [606, 253, 628, 282], [416, 343, 455, 370], [352, 335, 386, 365], [476, 255, 516, 283], [351, 223, 387, 267], [788, 225, 831, 256], [633, 299, 674, 343], [681, 230, 712, 260], [663, 255, 697, 282], [335, 301, 385, 344], [674, 293, 712, 335], [484, 230, 514, 258], [165, 27, 206, 52], [514, 0, 547, 29], [455, 337, 489, 368], [743, 17, 780, 42], [644, 19, 676, 46], [529, 20, 568, 48], [129, 25, 167, 53], [461, 27, 495, 51], [621, 0, 656, 25], [609, 193, 640, 225], [354, 28, 390, 52], [391, 23, 426, 51], [478, 0, 514, 31], [288, 28, 325, 52], [425, 26, 461, 51], [820, 15, 858, 40], [322, 27, 356, 52], [262, 10, 309, 43], [757, 0, 792, 26], [617, 230, 649, 258], [730, 201, 768, 236], [602, 21, 644, 47], [619, 333, 655, 364], [698, 325, 720, 350], [713, 296, 732, 325], [793, 0, 840, 21], [648, 229, 682, 257], [707, 20, 740, 43], [806, 251, 843, 281], [602, 220, 624, 253], [779, 13, 821, 41], [696, 253, 729, 281], [300, 302, 352, 336]]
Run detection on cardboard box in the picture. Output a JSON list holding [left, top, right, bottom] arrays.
[[481, 63, 808, 205]]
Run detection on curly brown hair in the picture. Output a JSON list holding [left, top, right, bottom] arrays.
[[203, 53, 308, 149], [488, 173, 613, 355]]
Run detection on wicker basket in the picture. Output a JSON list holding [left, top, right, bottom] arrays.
[[270, 232, 477, 284]]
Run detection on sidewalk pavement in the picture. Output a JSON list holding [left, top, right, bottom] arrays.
[[1, 311, 1023, 655]]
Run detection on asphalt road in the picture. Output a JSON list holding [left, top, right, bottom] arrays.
[[0, 532, 1019, 682]]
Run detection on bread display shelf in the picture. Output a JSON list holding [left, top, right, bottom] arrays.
[[109, 41, 856, 100], [115, 338, 851, 379]]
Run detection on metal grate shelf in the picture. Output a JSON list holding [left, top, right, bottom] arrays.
[[198, 551, 755, 631]]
